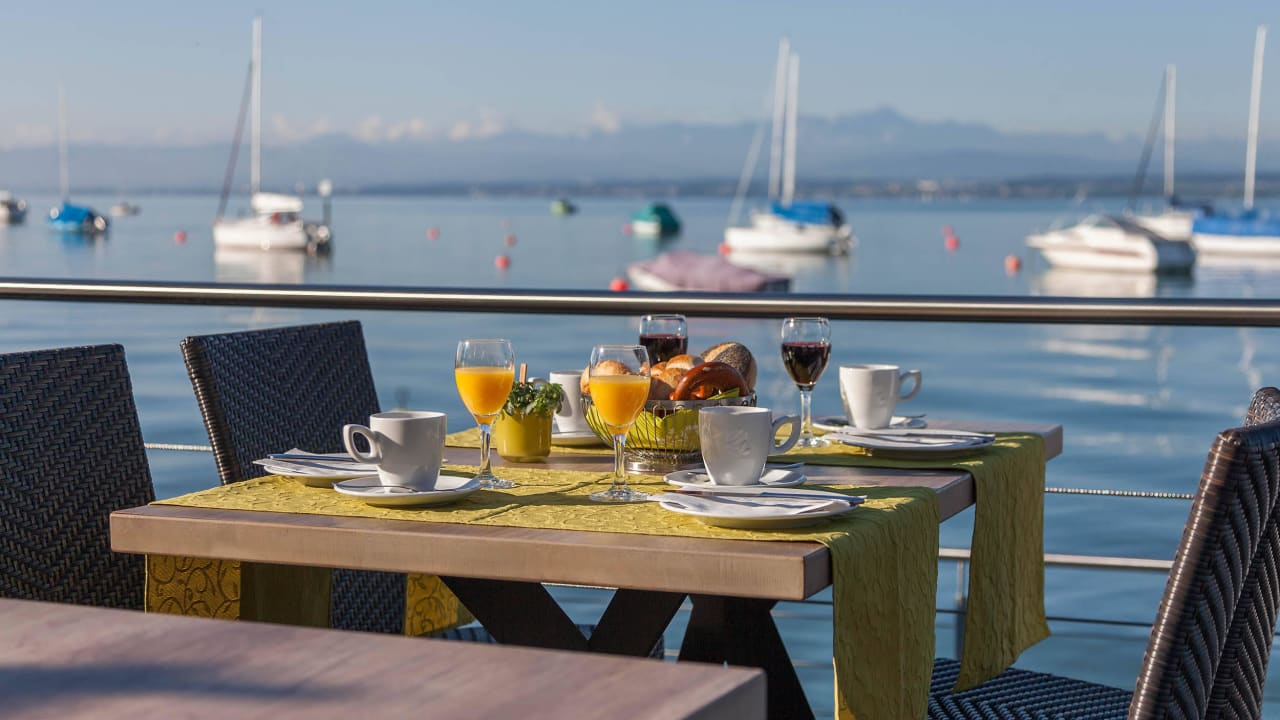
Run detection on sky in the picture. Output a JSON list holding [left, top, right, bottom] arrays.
[[0, 0, 1277, 148]]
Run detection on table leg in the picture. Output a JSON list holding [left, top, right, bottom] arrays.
[[679, 595, 813, 720], [239, 562, 331, 628], [439, 577, 588, 651], [588, 589, 685, 657]]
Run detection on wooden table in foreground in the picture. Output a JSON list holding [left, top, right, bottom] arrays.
[[0, 598, 763, 720], [111, 420, 1060, 720]]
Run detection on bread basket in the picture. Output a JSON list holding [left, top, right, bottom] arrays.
[[582, 393, 756, 473]]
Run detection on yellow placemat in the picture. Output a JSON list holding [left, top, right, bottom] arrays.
[[153, 465, 938, 720], [778, 433, 1051, 690]]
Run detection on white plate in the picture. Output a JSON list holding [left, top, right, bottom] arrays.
[[812, 415, 927, 433], [826, 428, 995, 459], [551, 430, 607, 447], [255, 461, 379, 486], [656, 491, 862, 530], [332, 474, 481, 507], [665, 467, 806, 489]]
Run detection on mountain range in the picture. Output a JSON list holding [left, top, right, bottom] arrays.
[[0, 107, 1273, 193]]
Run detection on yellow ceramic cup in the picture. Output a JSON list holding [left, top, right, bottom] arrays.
[[493, 412, 552, 462]]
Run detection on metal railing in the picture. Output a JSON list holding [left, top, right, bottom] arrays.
[[4, 277, 1280, 326]]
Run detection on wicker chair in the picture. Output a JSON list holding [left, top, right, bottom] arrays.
[[929, 386, 1280, 719], [0, 344, 155, 609], [181, 321, 406, 634]]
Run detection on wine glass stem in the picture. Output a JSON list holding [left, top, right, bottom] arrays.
[[478, 422, 493, 476], [799, 387, 815, 440], [611, 433, 628, 493]]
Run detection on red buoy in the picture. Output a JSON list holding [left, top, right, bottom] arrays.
[[174, 230, 187, 243], [944, 235, 960, 252], [1004, 254, 1022, 274], [622, 223, 633, 236], [609, 277, 630, 292], [718, 242, 731, 256], [494, 254, 511, 270], [427, 227, 441, 240], [504, 234, 517, 246], [942, 225, 954, 236]]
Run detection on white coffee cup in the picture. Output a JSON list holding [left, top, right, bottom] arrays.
[[343, 411, 447, 489], [549, 369, 589, 433], [698, 406, 800, 486], [839, 364, 923, 429]]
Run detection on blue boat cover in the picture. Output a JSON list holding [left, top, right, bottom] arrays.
[[48, 203, 96, 225], [1192, 210, 1280, 237], [768, 200, 844, 226]]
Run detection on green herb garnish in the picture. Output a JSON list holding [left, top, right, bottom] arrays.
[[503, 380, 565, 417]]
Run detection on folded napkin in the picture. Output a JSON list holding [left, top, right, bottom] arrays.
[[252, 449, 379, 476], [653, 492, 851, 516]]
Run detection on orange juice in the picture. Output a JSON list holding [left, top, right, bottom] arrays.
[[589, 374, 650, 433], [455, 366, 514, 422]]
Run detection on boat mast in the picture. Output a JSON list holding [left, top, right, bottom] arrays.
[[58, 84, 69, 203], [251, 16, 262, 196], [1163, 64, 1175, 200], [767, 37, 790, 201], [1244, 25, 1265, 211], [781, 51, 798, 207]]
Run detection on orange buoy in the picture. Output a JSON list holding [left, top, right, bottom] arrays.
[[944, 235, 960, 251], [174, 230, 187, 243], [427, 227, 441, 240], [504, 233, 517, 246], [718, 242, 731, 255], [494, 254, 511, 270], [1004, 254, 1022, 274], [609, 277, 630, 292]]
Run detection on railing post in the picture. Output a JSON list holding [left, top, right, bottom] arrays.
[[954, 559, 967, 659]]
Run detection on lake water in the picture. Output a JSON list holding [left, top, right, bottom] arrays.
[[3, 191, 1279, 715]]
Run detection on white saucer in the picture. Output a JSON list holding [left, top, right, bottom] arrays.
[[332, 474, 481, 507], [665, 467, 806, 489], [812, 415, 926, 434], [551, 429, 606, 447]]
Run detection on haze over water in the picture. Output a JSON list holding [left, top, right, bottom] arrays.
[[4, 192, 1279, 714]]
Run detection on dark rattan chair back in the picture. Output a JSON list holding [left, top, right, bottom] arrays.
[[181, 321, 404, 634], [0, 344, 154, 609], [1129, 386, 1280, 719], [181, 320, 382, 485]]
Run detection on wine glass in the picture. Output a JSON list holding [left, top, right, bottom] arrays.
[[780, 317, 832, 448], [454, 338, 516, 489], [638, 314, 688, 364], [587, 344, 651, 503]]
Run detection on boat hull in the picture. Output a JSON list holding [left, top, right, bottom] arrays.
[[1027, 224, 1195, 274], [1191, 232, 1280, 257], [0, 204, 26, 225], [214, 217, 315, 251], [723, 222, 851, 255], [631, 219, 678, 237]]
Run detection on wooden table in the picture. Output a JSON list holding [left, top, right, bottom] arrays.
[[111, 420, 1060, 720], [0, 597, 763, 719]]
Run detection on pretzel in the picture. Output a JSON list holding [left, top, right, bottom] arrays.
[[669, 361, 749, 401]]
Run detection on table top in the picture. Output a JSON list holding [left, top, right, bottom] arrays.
[[110, 420, 1060, 601], [0, 598, 763, 720]]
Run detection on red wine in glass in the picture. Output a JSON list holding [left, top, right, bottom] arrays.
[[781, 341, 831, 389], [639, 334, 688, 364]]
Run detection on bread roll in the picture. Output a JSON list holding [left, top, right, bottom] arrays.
[[582, 360, 633, 396], [649, 366, 684, 402], [699, 342, 757, 391], [665, 354, 702, 373], [649, 361, 669, 377]]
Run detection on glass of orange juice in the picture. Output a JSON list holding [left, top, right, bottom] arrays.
[[455, 338, 516, 489], [587, 344, 651, 503]]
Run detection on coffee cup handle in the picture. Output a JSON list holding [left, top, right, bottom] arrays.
[[899, 370, 923, 401], [342, 424, 383, 464], [771, 415, 801, 454]]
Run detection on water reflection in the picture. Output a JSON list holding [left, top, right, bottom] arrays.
[[213, 248, 329, 284], [1032, 268, 1176, 298]]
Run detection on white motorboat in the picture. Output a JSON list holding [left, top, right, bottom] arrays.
[[109, 201, 140, 217], [213, 17, 331, 254], [1026, 214, 1195, 273], [0, 192, 26, 225], [723, 38, 852, 256]]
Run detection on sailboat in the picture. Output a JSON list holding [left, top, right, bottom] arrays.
[[1131, 65, 1199, 241], [213, 16, 331, 254], [0, 192, 26, 225], [1191, 26, 1280, 256], [47, 86, 107, 235], [724, 38, 852, 255]]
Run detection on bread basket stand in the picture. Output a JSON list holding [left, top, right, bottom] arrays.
[[584, 394, 757, 473]]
